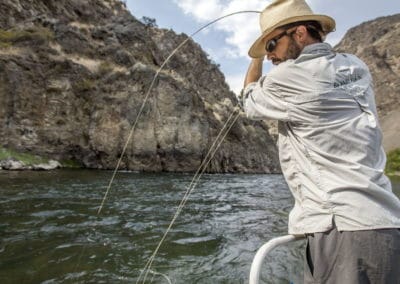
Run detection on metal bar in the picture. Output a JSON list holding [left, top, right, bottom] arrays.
[[249, 235, 306, 284]]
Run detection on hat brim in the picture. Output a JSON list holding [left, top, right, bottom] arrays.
[[248, 14, 336, 58]]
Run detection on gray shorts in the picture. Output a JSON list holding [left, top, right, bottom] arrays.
[[304, 227, 400, 284]]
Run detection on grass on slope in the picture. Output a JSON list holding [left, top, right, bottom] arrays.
[[0, 147, 81, 168], [386, 148, 400, 176]]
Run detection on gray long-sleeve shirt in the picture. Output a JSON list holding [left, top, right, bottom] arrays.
[[242, 43, 400, 235]]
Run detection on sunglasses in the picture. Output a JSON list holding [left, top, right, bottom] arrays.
[[265, 28, 297, 53]]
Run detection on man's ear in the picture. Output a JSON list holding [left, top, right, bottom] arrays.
[[295, 25, 307, 38], [294, 25, 308, 44]]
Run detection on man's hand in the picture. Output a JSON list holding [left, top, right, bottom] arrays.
[[244, 57, 264, 88], [236, 57, 264, 110]]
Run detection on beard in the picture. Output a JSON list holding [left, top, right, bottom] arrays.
[[272, 36, 302, 65]]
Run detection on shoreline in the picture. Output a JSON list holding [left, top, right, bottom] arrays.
[[0, 158, 61, 171], [1, 161, 400, 179]]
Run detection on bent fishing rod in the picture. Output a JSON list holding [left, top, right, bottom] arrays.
[[91, 10, 261, 284]]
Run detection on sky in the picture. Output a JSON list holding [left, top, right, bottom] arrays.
[[125, 0, 400, 94]]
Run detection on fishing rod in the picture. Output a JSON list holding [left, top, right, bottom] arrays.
[[97, 10, 261, 216], [81, 9, 262, 283], [138, 108, 241, 284], [132, 10, 261, 284]]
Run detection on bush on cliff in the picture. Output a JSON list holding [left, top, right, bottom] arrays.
[[0, 147, 81, 169], [0, 147, 49, 165], [386, 148, 400, 176], [0, 26, 54, 47]]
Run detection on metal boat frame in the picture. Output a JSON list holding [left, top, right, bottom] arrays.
[[249, 235, 306, 284]]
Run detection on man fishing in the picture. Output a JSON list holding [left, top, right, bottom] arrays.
[[238, 0, 400, 282]]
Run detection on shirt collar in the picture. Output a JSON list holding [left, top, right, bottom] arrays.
[[301, 42, 333, 56]]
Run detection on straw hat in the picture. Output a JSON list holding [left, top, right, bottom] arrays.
[[248, 0, 335, 58]]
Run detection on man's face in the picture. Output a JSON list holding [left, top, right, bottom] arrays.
[[266, 28, 302, 65]]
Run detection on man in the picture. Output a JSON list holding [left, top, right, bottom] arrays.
[[239, 0, 400, 283]]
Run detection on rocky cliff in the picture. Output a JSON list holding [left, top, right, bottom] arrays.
[[0, 0, 280, 172], [334, 14, 400, 151]]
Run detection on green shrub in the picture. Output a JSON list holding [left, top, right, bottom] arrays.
[[0, 26, 54, 46], [98, 61, 113, 75], [60, 159, 82, 168], [385, 148, 400, 176], [0, 147, 49, 165], [74, 78, 95, 91], [0, 41, 12, 49]]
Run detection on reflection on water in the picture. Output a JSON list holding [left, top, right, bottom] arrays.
[[0, 170, 399, 284]]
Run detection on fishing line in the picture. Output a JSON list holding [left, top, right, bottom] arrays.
[[147, 269, 172, 284], [98, 9, 260, 214], [138, 108, 241, 283], [90, 9, 260, 283]]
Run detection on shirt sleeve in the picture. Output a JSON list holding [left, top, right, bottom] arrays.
[[242, 75, 290, 121]]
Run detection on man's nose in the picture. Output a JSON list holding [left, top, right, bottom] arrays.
[[266, 53, 274, 61]]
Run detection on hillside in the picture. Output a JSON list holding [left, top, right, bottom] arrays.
[[1, 1, 398, 172], [0, 0, 280, 173]]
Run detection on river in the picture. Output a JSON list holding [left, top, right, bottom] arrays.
[[1, 170, 399, 284]]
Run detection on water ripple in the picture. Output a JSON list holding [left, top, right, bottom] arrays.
[[0, 170, 356, 283]]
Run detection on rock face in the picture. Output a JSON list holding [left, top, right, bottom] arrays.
[[334, 14, 400, 151], [0, 0, 280, 173]]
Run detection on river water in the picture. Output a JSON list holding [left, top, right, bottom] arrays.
[[1, 170, 399, 284]]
